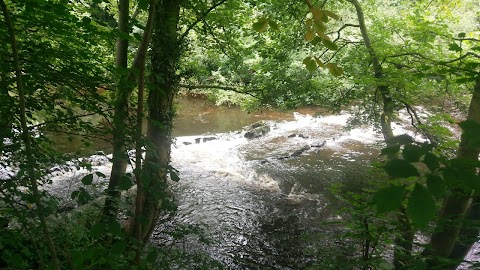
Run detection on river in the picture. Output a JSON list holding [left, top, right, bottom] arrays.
[[153, 97, 410, 269], [37, 97, 477, 269]]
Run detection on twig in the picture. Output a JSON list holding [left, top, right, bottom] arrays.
[[402, 101, 438, 144], [29, 109, 113, 129], [179, 0, 229, 41]]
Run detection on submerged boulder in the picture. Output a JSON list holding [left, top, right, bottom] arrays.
[[244, 121, 271, 139], [287, 133, 309, 139], [203, 136, 218, 143], [290, 145, 311, 157], [311, 141, 326, 148], [193, 136, 218, 144]]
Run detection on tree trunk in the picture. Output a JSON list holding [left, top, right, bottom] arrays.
[[103, 0, 130, 218], [347, 1, 413, 267], [0, 71, 13, 154], [1, 1, 60, 268], [426, 78, 480, 262], [347, 0, 395, 144], [448, 194, 480, 268], [126, 0, 157, 263], [140, 0, 180, 242], [103, 0, 157, 219]]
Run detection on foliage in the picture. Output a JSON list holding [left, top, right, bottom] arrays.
[[1, 0, 479, 268]]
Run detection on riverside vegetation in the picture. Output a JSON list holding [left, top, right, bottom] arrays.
[[0, 0, 479, 269]]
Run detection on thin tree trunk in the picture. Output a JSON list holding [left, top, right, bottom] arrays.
[[0, 1, 60, 269], [103, 0, 158, 219], [103, 0, 130, 218], [0, 72, 13, 155], [426, 78, 480, 261], [347, 0, 395, 144], [140, 0, 181, 242], [347, 1, 413, 267], [129, 0, 157, 263], [133, 66, 145, 265]]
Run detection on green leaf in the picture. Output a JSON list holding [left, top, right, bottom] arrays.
[[133, 32, 142, 41], [384, 159, 419, 178], [426, 174, 445, 199], [458, 32, 466, 38], [71, 190, 79, 200], [402, 144, 423, 162], [325, 63, 343, 77], [442, 167, 460, 187], [322, 39, 338, 51], [267, 19, 279, 30], [310, 8, 324, 22], [316, 31, 330, 41], [314, 21, 326, 33], [314, 57, 324, 68], [310, 36, 322, 46], [303, 57, 317, 72], [107, 219, 122, 235], [146, 249, 158, 263], [304, 30, 315, 42], [81, 17, 91, 26], [90, 222, 105, 238], [380, 144, 400, 157], [170, 170, 180, 182], [95, 171, 106, 178], [407, 184, 436, 228], [387, 134, 414, 145], [448, 43, 462, 52], [77, 188, 92, 204], [324, 10, 340, 20], [305, 18, 313, 27], [137, 0, 149, 11], [81, 174, 93, 185], [111, 241, 127, 255], [119, 175, 133, 190], [423, 153, 439, 171], [465, 175, 480, 192], [456, 77, 477, 83], [253, 19, 269, 32], [373, 185, 405, 214]]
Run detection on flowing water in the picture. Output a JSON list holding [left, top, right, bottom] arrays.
[[8, 97, 477, 269], [146, 98, 422, 269]]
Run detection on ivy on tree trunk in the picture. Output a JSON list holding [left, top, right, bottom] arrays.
[[140, 0, 181, 242]]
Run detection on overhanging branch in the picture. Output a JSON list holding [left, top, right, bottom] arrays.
[[179, 0, 228, 41], [178, 83, 259, 98]]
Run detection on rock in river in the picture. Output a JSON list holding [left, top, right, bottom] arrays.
[[244, 121, 271, 139]]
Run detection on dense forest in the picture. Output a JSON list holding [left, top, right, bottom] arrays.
[[0, 0, 479, 269]]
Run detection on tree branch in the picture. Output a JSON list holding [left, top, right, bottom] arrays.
[[29, 109, 113, 129], [179, 0, 229, 41], [130, 0, 156, 72], [402, 101, 438, 144], [178, 83, 259, 98], [202, 18, 231, 58], [454, 37, 480, 42], [441, 52, 480, 64]]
